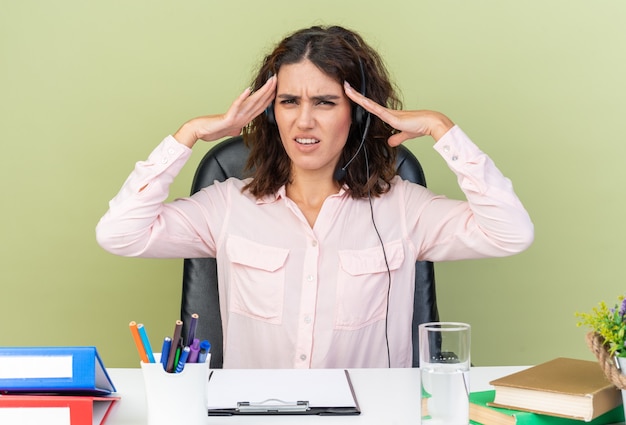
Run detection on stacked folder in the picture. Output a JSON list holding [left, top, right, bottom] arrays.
[[0, 346, 119, 425]]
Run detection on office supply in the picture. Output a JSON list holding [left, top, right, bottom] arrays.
[[175, 347, 190, 373], [489, 357, 623, 421], [173, 345, 181, 371], [0, 394, 120, 425], [0, 346, 116, 395], [206, 369, 360, 415], [165, 320, 183, 373], [141, 360, 209, 425], [137, 324, 155, 363], [188, 339, 200, 363], [159, 337, 171, 370], [198, 340, 210, 364], [470, 390, 625, 425], [186, 313, 198, 346], [128, 322, 149, 364]]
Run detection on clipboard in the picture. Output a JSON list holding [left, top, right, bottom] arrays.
[[206, 369, 361, 415]]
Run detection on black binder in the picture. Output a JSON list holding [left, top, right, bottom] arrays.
[[206, 369, 361, 416]]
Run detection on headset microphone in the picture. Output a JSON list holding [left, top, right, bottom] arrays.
[[333, 167, 346, 182], [333, 113, 371, 181], [334, 56, 370, 181]]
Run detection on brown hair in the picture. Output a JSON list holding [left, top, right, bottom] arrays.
[[243, 25, 402, 199]]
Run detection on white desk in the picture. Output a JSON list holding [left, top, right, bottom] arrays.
[[105, 366, 527, 424]]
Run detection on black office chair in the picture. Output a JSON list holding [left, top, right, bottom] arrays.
[[180, 136, 439, 368]]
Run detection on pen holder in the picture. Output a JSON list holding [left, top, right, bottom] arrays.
[[140, 354, 211, 425]]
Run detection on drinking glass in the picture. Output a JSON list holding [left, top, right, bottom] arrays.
[[419, 322, 471, 425]]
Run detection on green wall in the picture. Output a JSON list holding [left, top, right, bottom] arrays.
[[2, 0, 624, 368]]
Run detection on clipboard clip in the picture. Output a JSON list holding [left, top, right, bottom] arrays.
[[237, 399, 310, 413]]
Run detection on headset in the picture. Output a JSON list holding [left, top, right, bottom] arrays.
[[333, 58, 370, 181], [266, 59, 370, 183]]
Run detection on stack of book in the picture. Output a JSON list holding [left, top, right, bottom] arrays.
[[0, 346, 119, 425], [470, 357, 625, 425]]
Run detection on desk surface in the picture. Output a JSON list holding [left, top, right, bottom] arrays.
[[105, 366, 529, 425]]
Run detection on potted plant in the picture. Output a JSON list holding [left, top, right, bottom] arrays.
[[577, 295, 626, 410]]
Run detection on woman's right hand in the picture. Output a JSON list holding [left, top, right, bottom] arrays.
[[173, 76, 277, 148]]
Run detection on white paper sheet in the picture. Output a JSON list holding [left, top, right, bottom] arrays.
[[206, 369, 357, 409]]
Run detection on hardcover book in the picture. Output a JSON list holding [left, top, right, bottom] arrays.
[[488, 358, 622, 422]]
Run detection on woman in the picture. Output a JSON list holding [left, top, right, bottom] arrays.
[[96, 25, 533, 368]]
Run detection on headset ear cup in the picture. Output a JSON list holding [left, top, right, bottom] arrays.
[[354, 58, 368, 130], [353, 105, 365, 129], [265, 103, 276, 125]]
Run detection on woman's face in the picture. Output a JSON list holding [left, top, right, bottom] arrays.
[[274, 59, 352, 178]]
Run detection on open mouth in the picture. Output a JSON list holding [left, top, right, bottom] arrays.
[[295, 138, 320, 145]]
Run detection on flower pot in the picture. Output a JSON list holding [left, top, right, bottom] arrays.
[[585, 332, 626, 422]]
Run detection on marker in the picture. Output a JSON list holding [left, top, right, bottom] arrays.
[[160, 337, 172, 370], [129, 321, 149, 363], [186, 313, 199, 346], [173, 344, 181, 371], [175, 346, 191, 373], [198, 340, 211, 364], [137, 324, 155, 363], [165, 320, 183, 373], [188, 338, 200, 363]]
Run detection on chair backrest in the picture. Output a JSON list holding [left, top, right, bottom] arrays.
[[181, 136, 439, 368]]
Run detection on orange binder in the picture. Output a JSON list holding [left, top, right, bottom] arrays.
[[0, 395, 119, 425]]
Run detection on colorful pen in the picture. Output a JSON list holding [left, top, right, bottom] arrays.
[[186, 313, 199, 346], [173, 344, 181, 370], [166, 320, 183, 373], [137, 323, 155, 363], [175, 346, 191, 373], [129, 321, 149, 363], [160, 337, 172, 370], [188, 338, 200, 363], [198, 340, 211, 364]]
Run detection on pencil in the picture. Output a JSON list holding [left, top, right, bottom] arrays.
[[129, 321, 149, 363], [165, 320, 183, 373], [137, 323, 155, 363], [186, 313, 199, 346]]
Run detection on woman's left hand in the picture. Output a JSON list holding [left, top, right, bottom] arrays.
[[343, 82, 455, 145]]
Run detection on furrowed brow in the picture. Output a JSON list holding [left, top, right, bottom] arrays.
[[277, 94, 299, 100], [276, 94, 341, 101], [311, 95, 341, 102]]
